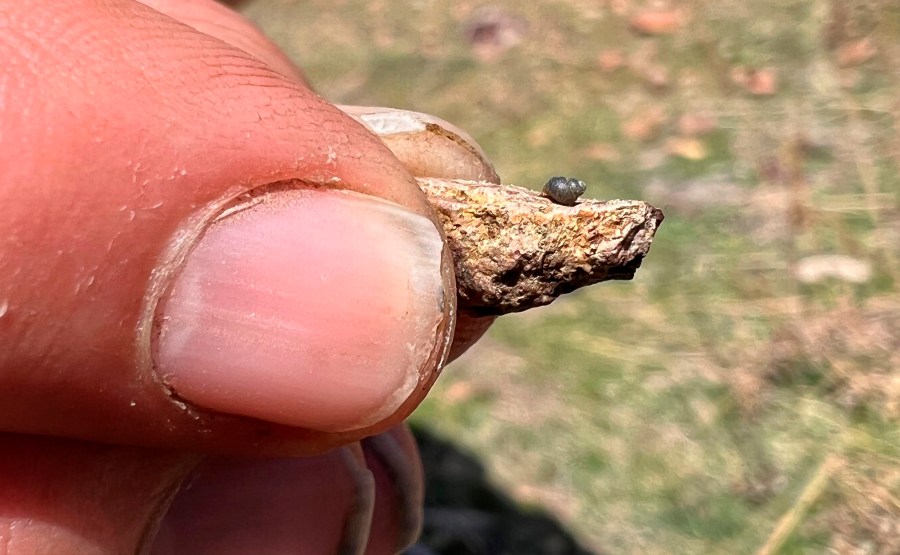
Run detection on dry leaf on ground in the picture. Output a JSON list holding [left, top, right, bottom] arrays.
[[583, 142, 622, 162], [622, 106, 667, 141], [730, 66, 778, 96], [629, 9, 685, 35], [665, 136, 708, 160], [597, 49, 626, 72], [835, 37, 877, 67], [678, 112, 718, 136]]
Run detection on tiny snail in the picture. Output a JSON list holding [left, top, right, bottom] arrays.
[[542, 176, 587, 206]]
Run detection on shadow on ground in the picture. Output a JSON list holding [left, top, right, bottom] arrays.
[[407, 425, 599, 555]]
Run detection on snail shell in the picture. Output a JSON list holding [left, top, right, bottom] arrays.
[[542, 176, 587, 206]]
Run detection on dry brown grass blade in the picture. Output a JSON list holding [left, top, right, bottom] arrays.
[[755, 454, 843, 555]]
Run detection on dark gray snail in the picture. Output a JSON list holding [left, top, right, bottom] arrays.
[[542, 176, 587, 206]]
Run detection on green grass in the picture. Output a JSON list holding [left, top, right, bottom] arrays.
[[243, 1, 900, 552]]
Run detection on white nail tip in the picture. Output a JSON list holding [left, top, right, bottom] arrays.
[[357, 111, 428, 136]]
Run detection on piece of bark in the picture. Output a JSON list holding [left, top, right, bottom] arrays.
[[416, 178, 664, 315]]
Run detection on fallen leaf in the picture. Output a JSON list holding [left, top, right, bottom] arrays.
[[730, 66, 778, 96], [442, 380, 476, 404], [526, 120, 561, 148], [629, 9, 684, 35], [583, 142, 622, 162], [836, 37, 877, 67], [665, 136, 707, 160], [678, 112, 718, 136], [597, 49, 625, 72], [746, 69, 778, 95], [622, 107, 667, 141], [747, 69, 778, 96], [642, 64, 671, 89]]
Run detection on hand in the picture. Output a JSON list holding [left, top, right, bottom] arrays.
[[0, 1, 492, 552]]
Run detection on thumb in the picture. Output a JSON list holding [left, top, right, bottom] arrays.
[[0, 0, 454, 454]]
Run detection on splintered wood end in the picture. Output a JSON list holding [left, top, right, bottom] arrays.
[[417, 178, 664, 315]]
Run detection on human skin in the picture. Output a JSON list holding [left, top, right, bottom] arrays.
[[0, 1, 490, 552]]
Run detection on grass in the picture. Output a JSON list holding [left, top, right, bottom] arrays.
[[242, 1, 899, 552]]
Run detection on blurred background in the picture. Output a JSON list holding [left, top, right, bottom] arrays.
[[239, 1, 899, 553]]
